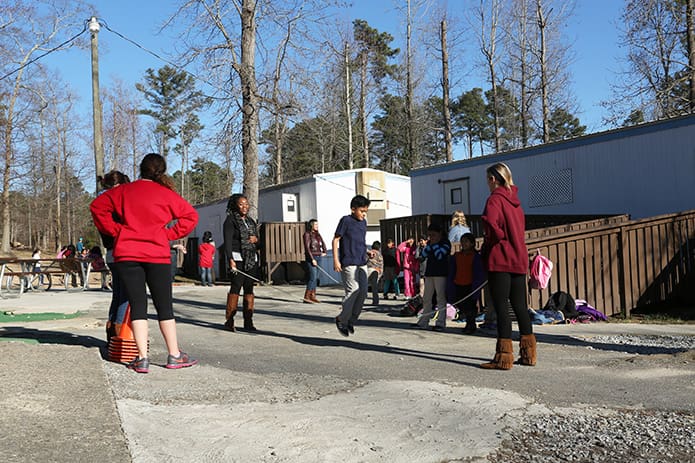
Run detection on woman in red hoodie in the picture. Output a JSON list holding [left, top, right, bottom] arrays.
[[90, 153, 199, 373], [479, 162, 536, 370]]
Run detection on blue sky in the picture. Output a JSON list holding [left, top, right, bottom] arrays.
[[42, 0, 625, 151]]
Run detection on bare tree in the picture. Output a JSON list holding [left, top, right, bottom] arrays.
[[440, 18, 453, 163], [476, 0, 502, 151], [0, 0, 89, 252], [611, 0, 693, 122]]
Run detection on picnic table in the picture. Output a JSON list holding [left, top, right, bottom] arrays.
[[0, 257, 110, 298]]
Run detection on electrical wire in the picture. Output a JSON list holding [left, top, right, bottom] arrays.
[[0, 22, 88, 82]]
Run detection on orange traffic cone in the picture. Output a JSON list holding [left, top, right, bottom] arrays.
[[107, 304, 146, 363]]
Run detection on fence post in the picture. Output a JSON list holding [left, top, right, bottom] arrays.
[[618, 225, 630, 318]]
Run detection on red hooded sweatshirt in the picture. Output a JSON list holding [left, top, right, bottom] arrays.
[[90, 179, 198, 264], [481, 185, 528, 274]]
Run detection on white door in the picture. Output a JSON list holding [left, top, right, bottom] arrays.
[[282, 193, 299, 222], [443, 177, 470, 215]]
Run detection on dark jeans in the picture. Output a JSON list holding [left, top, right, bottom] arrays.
[[454, 284, 478, 322], [305, 258, 318, 291], [488, 271, 532, 339]]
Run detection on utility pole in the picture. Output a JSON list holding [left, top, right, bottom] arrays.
[[89, 16, 105, 194]]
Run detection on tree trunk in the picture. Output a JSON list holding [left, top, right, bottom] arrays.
[[406, 0, 416, 168], [441, 19, 453, 163], [687, 0, 695, 112], [537, 0, 550, 144], [519, 0, 530, 147], [240, 0, 260, 219], [344, 41, 354, 170], [360, 52, 369, 168]]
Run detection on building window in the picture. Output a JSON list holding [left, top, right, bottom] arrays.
[[529, 168, 574, 207], [450, 188, 462, 205]]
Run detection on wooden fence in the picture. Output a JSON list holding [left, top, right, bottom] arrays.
[[250, 211, 695, 318], [260, 222, 306, 281], [526, 210, 695, 317], [379, 214, 627, 250]]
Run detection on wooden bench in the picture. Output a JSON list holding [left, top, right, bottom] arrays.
[[0, 258, 109, 298]]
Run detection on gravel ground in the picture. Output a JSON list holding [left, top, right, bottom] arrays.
[[489, 334, 695, 463]]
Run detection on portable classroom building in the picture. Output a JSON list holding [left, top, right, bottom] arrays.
[[258, 168, 412, 244], [410, 114, 695, 220], [192, 168, 412, 282]]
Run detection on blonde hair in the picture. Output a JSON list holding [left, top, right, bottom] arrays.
[[487, 162, 515, 190], [450, 210, 468, 227]]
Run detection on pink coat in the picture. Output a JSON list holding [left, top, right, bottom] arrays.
[[397, 241, 420, 274]]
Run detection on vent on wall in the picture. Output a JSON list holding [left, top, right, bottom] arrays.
[[529, 168, 574, 208]]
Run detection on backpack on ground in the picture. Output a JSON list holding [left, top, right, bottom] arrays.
[[529, 250, 553, 290], [400, 295, 423, 316], [543, 291, 579, 319]]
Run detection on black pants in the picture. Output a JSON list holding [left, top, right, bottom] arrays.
[[488, 271, 532, 339], [454, 284, 478, 322], [229, 261, 255, 295], [115, 262, 174, 321]]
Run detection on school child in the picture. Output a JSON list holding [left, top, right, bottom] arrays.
[[382, 238, 401, 299], [366, 241, 383, 305], [332, 194, 374, 337], [198, 231, 216, 287], [448, 233, 485, 334], [86, 246, 110, 290], [397, 238, 419, 298], [414, 223, 451, 331], [415, 235, 427, 296]]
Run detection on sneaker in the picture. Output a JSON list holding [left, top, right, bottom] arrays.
[[166, 351, 198, 369], [347, 322, 355, 334], [431, 325, 445, 332], [335, 317, 349, 337], [127, 357, 149, 373]]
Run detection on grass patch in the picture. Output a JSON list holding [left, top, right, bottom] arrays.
[[0, 311, 83, 323], [0, 337, 40, 344]]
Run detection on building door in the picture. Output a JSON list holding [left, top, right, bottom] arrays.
[[282, 193, 299, 222], [443, 177, 470, 215]]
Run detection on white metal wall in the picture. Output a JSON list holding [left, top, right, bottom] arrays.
[[411, 115, 695, 219]]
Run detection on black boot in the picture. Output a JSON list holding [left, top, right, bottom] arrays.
[[243, 293, 257, 331]]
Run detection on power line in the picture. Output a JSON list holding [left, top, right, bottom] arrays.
[[0, 22, 88, 82], [100, 19, 233, 98]]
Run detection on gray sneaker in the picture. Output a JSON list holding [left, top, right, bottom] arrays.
[[166, 351, 198, 369], [127, 357, 149, 373]]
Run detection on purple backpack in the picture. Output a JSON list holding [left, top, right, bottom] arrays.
[[574, 299, 607, 321]]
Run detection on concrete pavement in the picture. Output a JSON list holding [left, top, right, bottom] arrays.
[[0, 284, 693, 462]]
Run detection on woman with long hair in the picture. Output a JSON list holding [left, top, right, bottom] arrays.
[[223, 193, 260, 332], [97, 170, 130, 341], [302, 219, 327, 303], [91, 153, 199, 373], [479, 162, 535, 370]]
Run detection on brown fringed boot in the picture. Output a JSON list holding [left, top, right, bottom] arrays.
[[517, 334, 537, 366], [303, 290, 314, 304], [225, 293, 238, 332], [309, 289, 320, 303], [480, 338, 514, 370], [243, 293, 257, 331]]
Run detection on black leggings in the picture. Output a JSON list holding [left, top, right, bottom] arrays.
[[488, 271, 532, 338], [229, 262, 255, 295], [115, 261, 174, 321]]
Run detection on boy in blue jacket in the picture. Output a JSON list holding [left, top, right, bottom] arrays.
[[414, 223, 451, 331]]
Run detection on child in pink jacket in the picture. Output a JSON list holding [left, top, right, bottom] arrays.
[[397, 238, 420, 298]]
